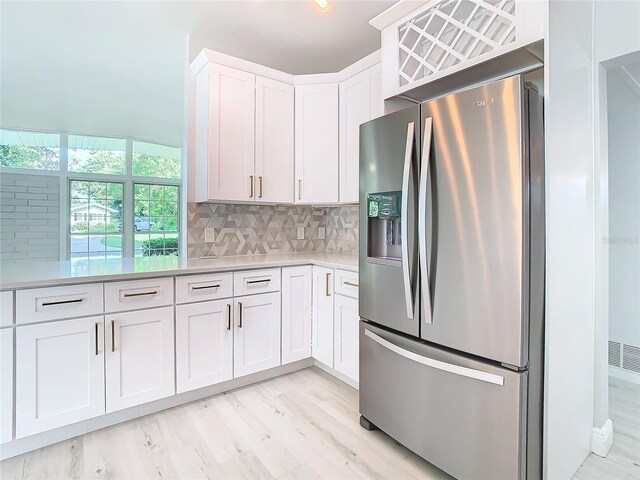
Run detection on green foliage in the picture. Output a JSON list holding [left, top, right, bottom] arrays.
[[133, 153, 181, 179], [0, 145, 59, 170], [141, 237, 179, 256], [68, 149, 125, 175]]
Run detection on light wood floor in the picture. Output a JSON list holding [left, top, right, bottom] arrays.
[[0, 367, 453, 480], [573, 377, 640, 480], [1, 368, 637, 480]]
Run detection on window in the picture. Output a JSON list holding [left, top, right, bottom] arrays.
[[0, 129, 60, 170], [134, 184, 179, 257], [69, 180, 124, 260], [133, 141, 181, 179], [68, 135, 126, 175]]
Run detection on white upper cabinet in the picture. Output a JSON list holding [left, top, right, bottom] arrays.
[[256, 77, 295, 203], [195, 63, 256, 202], [15, 316, 105, 438], [281, 266, 312, 365], [339, 69, 372, 204], [294, 83, 339, 204]]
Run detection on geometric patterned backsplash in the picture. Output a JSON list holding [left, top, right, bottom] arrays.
[[187, 203, 359, 258]]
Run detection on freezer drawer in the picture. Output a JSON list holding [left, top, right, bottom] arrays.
[[360, 322, 527, 480]]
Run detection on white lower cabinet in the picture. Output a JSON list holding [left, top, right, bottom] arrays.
[[175, 300, 233, 393], [105, 307, 175, 413], [312, 267, 335, 367], [1, 328, 13, 443], [234, 292, 281, 377], [334, 294, 359, 382], [281, 266, 312, 365], [15, 316, 105, 438]]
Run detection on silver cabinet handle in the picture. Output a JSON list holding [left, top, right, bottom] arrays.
[[123, 290, 158, 298], [41, 298, 83, 307], [250, 175, 254, 198], [111, 320, 115, 352], [343, 281, 359, 288], [259, 176, 263, 198], [326, 272, 331, 296], [364, 329, 504, 386], [190, 284, 220, 291], [298, 179, 302, 200], [227, 304, 231, 331], [238, 302, 243, 328], [95, 323, 99, 356], [419, 117, 434, 325], [401, 121, 415, 319]]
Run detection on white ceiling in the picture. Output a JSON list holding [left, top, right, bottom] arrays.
[[0, 0, 395, 147]]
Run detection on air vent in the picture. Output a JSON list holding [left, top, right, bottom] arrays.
[[622, 344, 640, 373], [608, 341, 621, 367]]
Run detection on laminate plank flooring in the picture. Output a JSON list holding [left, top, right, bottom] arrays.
[[573, 377, 640, 480], [0, 368, 453, 480]]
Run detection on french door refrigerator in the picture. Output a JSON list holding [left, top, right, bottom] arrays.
[[358, 74, 544, 480]]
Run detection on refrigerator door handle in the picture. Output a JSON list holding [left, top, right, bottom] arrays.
[[364, 329, 505, 386], [401, 121, 415, 320], [419, 117, 434, 325]]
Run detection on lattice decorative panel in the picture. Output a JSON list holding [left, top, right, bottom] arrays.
[[398, 0, 517, 86]]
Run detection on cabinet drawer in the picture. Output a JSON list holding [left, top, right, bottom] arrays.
[[104, 278, 173, 313], [334, 269, 359, 299], [234, 268, 281, 296], [16, 284, 103, 324], [176, 273, 233, 304], [1, 291, 13, 327]]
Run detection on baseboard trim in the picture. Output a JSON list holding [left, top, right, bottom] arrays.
[[0, 358, 314, 461], [591, 418, 613, 457], [609, 366, 640, 384], [314, 360, 359, 390]]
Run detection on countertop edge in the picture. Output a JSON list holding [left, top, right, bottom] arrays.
[[0, 256, 358, 290]]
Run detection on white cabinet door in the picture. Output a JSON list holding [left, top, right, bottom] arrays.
[[281, 266, 312, 365], [339, 69, 371, 203], [234, 292, 281, 377], [334, 294, 359, 383], [105, 307, 174, 412], [294, 83, 339, 203], [370, 63, 384, 120], [1, 328, 13, 443], [312, 266, 334, 367], [256, 76, 294, 203], [15, 317, 105, 438], [207, 64, 256, 202], [175, 300, 233, 393]]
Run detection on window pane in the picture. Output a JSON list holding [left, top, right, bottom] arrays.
[[132, 141, 181, 179], [69, 179, 124, 261], [0, 129, 60, 170], [68, 135, 126, 175], [134, 182, 179, 256]]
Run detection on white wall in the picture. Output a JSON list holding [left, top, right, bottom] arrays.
[[608, 93, 640, 348], [544, 0, 596, 477]]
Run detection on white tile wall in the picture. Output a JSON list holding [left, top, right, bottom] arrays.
[[0, 173, 60, 262]]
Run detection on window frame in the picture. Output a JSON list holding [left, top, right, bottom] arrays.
[[0, 129, 184, 260]]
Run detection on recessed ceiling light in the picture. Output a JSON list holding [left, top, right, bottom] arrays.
[[314, 0, 329, 12]]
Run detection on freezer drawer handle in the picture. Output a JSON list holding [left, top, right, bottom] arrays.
[[419, 117, 434, 325], [364, 329, 504, 386]]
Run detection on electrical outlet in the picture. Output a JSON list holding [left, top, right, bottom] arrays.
[[318, 227, 326, 239], [297, 227, 305, 240], [205, 227, 215, 243]]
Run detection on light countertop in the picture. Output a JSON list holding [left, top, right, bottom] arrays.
[[0, 253, 358, 290]]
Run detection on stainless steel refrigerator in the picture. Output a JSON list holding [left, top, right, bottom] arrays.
[[358, 73, 544, 480]]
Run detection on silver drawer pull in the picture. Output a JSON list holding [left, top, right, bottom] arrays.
[[41, 298, 84, 307], [123, 290, 158, 298], [364, 329, 504, 386], [246, 279, 270, 285], [191, 284, 221, 291], [343, 281, 359, 288]]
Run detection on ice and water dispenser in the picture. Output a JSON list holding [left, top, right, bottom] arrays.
[[367, 191, 402, 261]]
